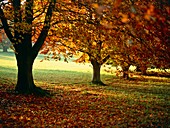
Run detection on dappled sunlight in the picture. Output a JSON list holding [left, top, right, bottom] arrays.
[[0, 0, 169, 127], [0, 53, 17, 68], [0, 76, 169, 128], [0, 51, 170, 127], [0, 59, 17, 68]]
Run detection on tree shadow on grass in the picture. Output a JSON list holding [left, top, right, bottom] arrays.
[[108, 82, 170, 98]]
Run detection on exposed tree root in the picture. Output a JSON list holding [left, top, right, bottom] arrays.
[[92, 81, 107, 86], [15, 86, 52, 97]]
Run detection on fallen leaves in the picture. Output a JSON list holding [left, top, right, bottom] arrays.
[[0, 79, 169, 127]]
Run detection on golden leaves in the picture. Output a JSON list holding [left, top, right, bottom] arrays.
[[119, 13, 129, 23], [91, 3, 99, 9], [0, 76, 169, 127], [144, 5, 155, 20], [121, 14, 129, 23]]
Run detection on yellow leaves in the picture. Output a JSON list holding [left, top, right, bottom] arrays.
[[119, 13, 129, 23], [91, 3, 107, 14], [101, 20, 113, 29], [70, 41, 76, 48], [19, 116, 24, 120], [102, 43, 108, 49], [79, 8, 87, 14], [40, 48, 49, 54], [62, 0, 72, 3], [121, 15, 129, 23], [144, 14, 150, 20], [92, 41, 97, 46], [14, 22, 32, 33], [74, 53, 89, 63], [144, 5, 155, 20], [91, 3, 99, 9]]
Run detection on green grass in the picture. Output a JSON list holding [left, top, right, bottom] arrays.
[[0, 51, 170, 127], [0, 51, 113, 84]]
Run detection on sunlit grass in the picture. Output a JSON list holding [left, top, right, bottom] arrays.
[[0, 52, 113, 85], [0, 51, 170, 127]]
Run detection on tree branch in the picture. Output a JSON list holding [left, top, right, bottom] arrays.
[[32, 0, 56, 59], [0, 7, 14, 42], [102, 55, 110, 64]]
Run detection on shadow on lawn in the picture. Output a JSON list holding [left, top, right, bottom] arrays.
[[105, 76, 170, 97]]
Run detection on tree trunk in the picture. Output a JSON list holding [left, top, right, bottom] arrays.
[[141, 66, 147, 75], [15, 55, 35, 94], [122, 65, 130, 79], [136, 66, 141, 72], [91, 59, 105, 85], [3, 46, 8, 52], [136, 65, 147, 75], [15, 54, 49, 96]]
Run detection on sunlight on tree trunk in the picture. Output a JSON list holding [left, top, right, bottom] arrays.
[[91, 59, 105, 85]]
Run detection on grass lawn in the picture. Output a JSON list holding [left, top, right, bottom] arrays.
[[0, 51, 170, 127]]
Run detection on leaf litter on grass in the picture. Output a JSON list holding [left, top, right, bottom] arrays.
[[0, 78, 170, 127]]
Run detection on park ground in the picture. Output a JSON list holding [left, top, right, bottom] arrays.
[[0, 51, 170, 127]]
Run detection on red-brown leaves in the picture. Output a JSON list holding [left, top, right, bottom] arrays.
[[0, 76, 169, 127]]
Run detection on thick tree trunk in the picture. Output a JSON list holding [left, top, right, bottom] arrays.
[[15, 54, 50, 96], [91, 59, 105, 85], [15, 56, 35, 94]]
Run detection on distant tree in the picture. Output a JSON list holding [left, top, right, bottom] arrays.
[[0, 29, 10, 52], [109, 0, 170, 76], [129, 0, 170, 72], [42, 0, 121, 85]]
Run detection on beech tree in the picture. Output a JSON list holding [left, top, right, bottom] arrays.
[[0, 0, 56, 95], [41, 0, 121, 85], [59, 24, 111, 85]]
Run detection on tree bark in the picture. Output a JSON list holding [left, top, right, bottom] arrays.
[[141, 66, 147, 75], [136, 65, 147, 75], [91, 59, 105, 85], [122, 65, 130, 79], [136, 66, 141, 72], [0, 0, 55, 96], [2, 46, 8, 52], [15, 54, 35, 94], [15, 52, 50, 96]]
